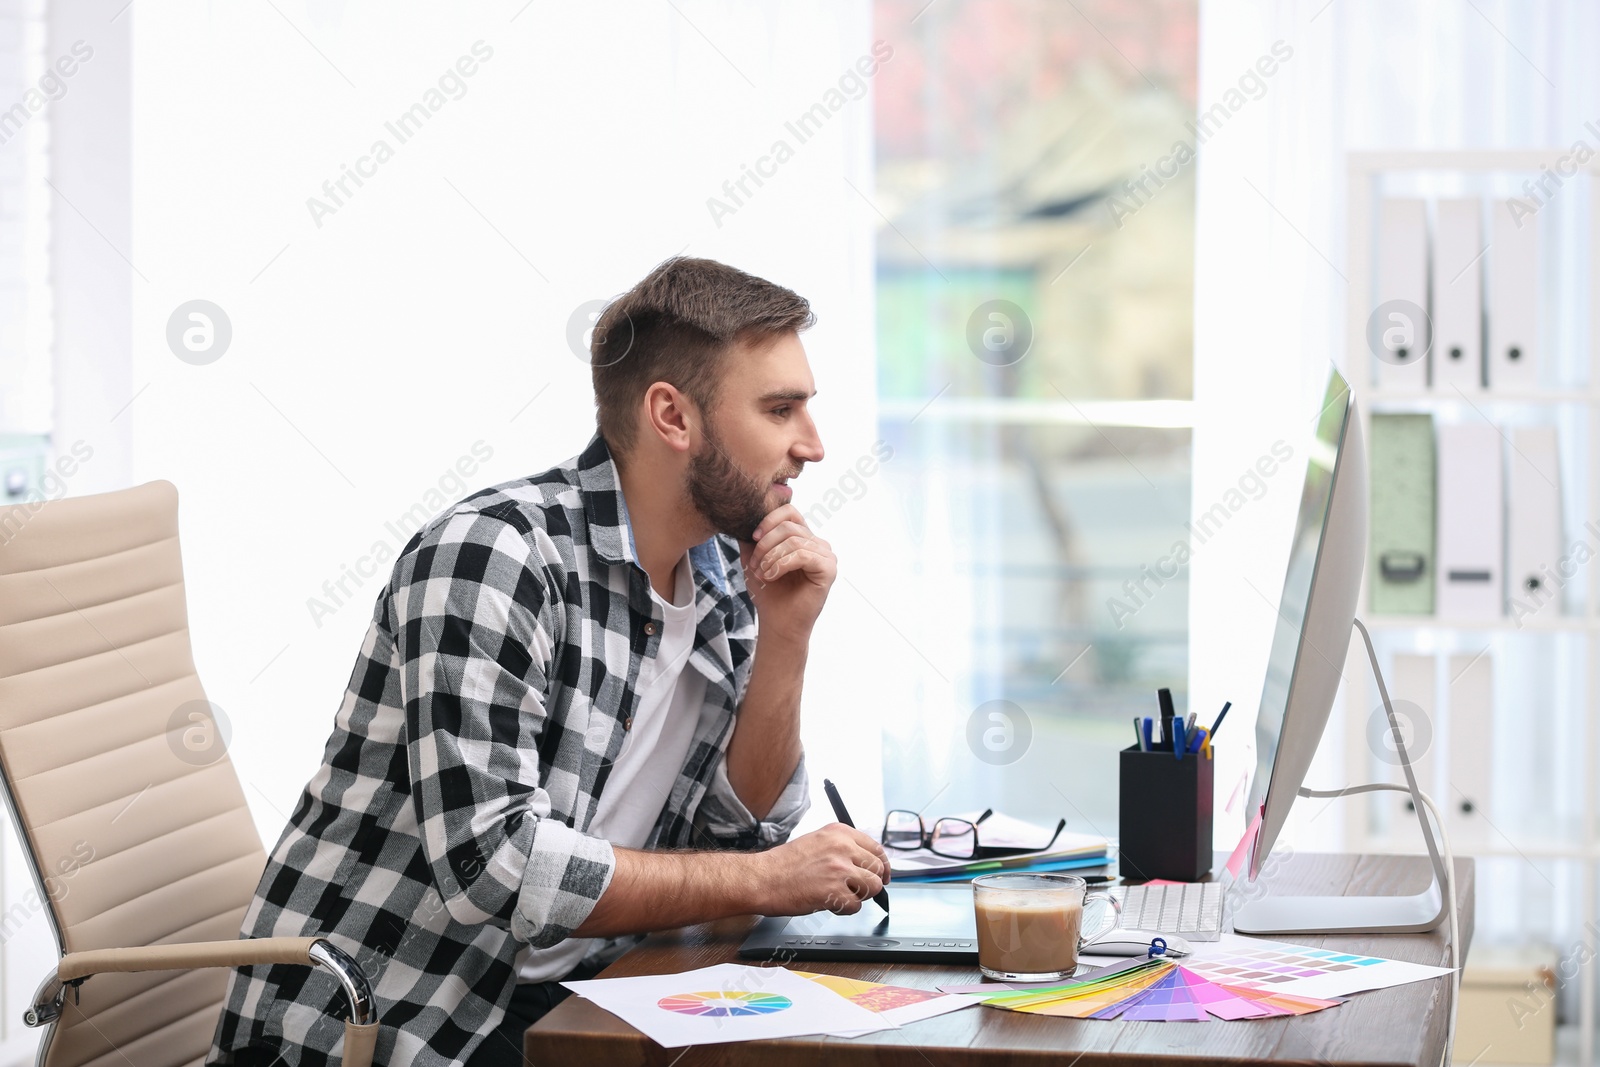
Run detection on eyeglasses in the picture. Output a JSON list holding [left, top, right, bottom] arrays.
[[880, 808, 1067, 860]]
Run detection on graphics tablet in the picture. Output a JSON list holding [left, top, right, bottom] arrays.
[[737, 883, 978, 964]]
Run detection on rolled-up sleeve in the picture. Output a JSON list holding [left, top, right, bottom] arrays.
[[395, 508, 616, 949], [508, 819, 616, 947], [693, 749, 810, 850]]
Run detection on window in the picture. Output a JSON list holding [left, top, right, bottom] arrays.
[[870, 0, 1198, 834]]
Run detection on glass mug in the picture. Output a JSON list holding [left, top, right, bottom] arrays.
[[971, 873, 1121, 981]]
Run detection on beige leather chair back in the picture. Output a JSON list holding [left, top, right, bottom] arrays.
[[0, 481, 267, 1067]]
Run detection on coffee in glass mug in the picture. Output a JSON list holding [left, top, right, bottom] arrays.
[[971, 873, 1120, 981]]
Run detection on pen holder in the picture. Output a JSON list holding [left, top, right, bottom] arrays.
[[1117, 745, 1214, 882]]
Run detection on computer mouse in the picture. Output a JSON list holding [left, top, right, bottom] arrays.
[[1083, 929, 1194, 958]]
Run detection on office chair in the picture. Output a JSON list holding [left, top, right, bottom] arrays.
[[0, 481, 377, 1066]]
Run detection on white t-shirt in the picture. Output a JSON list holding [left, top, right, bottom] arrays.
[[516, 552, 707, 983]]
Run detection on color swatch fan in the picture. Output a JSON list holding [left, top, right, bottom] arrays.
[[968, 956, 1344, 1022]]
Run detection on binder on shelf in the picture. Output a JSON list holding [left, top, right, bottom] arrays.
[[1506, 425, 1563, 620], [1486, 198, 1540, 391], [1385, 654, 1437, 827], [1368, 413, 1436, 615], [1436, 422, 1503, 618], [1432, 198, 1485, 392], [1446, 651, 1494, 846], [1374, 197, 1430, 390]]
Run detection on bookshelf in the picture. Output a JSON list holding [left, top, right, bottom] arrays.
[[1343, 150, 1600, 1064]]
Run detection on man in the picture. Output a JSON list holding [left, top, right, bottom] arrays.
[[210, 258, 891, 1065]]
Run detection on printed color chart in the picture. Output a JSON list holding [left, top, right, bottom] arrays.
[[1180, 936, 1456, 1000], [656, 991, 794, 1017], [1185, 946, 1382, 988]]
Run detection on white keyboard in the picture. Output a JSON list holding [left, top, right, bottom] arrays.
[[1106, 882, 1225, 941]]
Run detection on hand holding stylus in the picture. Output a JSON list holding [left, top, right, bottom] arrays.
[[755, 821, 891, 918], [822, 779, 891, 913]]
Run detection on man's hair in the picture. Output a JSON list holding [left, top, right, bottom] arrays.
[[590, 257, 815, 456]]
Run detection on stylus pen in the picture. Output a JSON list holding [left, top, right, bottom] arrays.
[[821, 778, 890, 913], [1209, 701, 1233, 741]]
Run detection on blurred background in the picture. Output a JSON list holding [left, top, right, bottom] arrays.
[[2, 0, 1598, 1061], [868, 0, 1196, 848]]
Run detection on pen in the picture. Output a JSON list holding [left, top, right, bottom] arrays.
[[1186, 712, 1196, 736], [1158, 688, 1175, 748], [1134, 716, 1147, 752], [1142, 717, 1155, 753], [1188, 726, 1208, 755], [822, 779, 890, 913], [1172, 717, 1186, 761], [1209, 701, 1233, 741]]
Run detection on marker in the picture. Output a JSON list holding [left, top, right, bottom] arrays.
[[1209, 701, 1233, 742], [822, 779, 890, 914], [1158, 688, 1175, 748], [1172, 718, 1187, 761]]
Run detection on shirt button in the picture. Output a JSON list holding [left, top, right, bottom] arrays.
[[624, 716, 634, 731], [643, 622, 657, 636]]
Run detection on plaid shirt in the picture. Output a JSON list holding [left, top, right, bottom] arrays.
[[209, 433, 809, 1066]]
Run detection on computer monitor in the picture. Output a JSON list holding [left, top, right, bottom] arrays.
[[1231, 364, 1448, 936], [1243, 368, 1364, 880]]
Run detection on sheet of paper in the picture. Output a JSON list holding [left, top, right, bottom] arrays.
[[795, 971, 982, 1036], [1180, 933, 1454, 1000], [1225, 809, 1263, 879], [562, 962, 893, 1047]]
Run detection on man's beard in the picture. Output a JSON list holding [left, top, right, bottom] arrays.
[[686, 423, 775, 544]]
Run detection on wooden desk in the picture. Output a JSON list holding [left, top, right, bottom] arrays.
[[529, 852, 1473, 1066]]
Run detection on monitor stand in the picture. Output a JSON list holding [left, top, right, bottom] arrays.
[[1232, 618, 1449, 936]]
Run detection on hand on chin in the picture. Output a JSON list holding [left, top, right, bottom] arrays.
[[738, 502, 836, 643]]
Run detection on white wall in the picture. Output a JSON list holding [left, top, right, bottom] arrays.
[[122, 1, 884, 843]]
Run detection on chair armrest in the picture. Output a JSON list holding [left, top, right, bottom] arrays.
[[56, 936, 321, 982], [30, 935, 377, 1067]]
